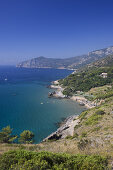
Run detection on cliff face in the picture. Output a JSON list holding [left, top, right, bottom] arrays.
[[17, 46, 113, 69]]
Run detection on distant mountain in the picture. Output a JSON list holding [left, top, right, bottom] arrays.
[[87, 54, 113, 68], [17, 46, 113, 69]]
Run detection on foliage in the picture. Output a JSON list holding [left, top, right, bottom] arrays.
[[19, 130, 34, 144], [0, 150, 108, 170], [77, 139, 90, 151], [95, 110, 105, 115], [60, 66, 113, 95], [79, 111, 88, 120], [62, 87, 73, 96], [66, 133, 79, 140], [91, 126, 101, 132], [81, 132, 87, 138], [85, 113, 103, 126], [0, 126, 17, 144], [95, 86, 113, 100]]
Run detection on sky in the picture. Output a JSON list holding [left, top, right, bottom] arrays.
[[0, 0, 113, 65]]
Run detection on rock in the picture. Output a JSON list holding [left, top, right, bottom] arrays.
[[42, 115, 79, 142]]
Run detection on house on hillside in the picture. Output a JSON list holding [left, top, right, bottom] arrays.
[[100, 73, 107, 78]]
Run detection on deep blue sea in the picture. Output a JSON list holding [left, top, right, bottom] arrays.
[[0, 66, 85, 143]]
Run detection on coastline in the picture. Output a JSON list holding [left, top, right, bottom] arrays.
[[48, 80, 96, 109], [43, 115, 80, 141], [43, 80, 92, 141]]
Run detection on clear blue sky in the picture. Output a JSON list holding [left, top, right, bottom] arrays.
[[0, 0, 113, 65]]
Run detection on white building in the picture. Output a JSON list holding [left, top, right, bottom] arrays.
[[100, 73, 107, 78]]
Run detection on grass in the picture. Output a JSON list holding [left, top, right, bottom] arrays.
[[80, 132, 87, 138], [104, 127, 109, 131], [85, 113, 103, 126], [91, 126, 101, 132], [66, 133, 79, 140], [79, 111, 88, 120]]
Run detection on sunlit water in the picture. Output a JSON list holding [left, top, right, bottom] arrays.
[[0, 66, 85, 143]]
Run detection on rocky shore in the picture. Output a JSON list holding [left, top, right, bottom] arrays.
[[70, 96, 97, 109], [43, 115, 80, 142], [48, 81, 66, 98], [48, 80, 96, 108], [44, 80, 98, 142]]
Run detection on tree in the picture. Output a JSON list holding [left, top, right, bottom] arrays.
[[19, 130, 34, 144], [0, 126, 17, 143]]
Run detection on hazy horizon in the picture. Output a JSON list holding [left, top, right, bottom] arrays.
[[0, 0, 113, 65]]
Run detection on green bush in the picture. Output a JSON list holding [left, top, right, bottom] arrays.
[[19, 130, 34, 144], [0, 150, 108, 170], [95, 110, 105, 115], [79, 111, 88, 120], [81, 132, 87, 138], [0, 126, 17, 144], [60, 66, 113, 95], [85, 113, 102, 126], [77, 139, 90, 151], [66, 133, 79, 140]]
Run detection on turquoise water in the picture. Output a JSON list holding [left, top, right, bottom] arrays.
[[0, 66, 85, 143]]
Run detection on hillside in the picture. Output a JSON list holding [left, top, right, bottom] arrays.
[[85, 54, 113, 69], [1, 50, 113, 169], [59, 54, 113, 96], [17, 46, 113, 69], [0, 85, 113, 168]]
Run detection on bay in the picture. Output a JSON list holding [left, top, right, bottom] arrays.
[[0, 66, 85, 143]]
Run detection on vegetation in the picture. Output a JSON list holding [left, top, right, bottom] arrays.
[[0, 126, 34, 144], [94, 85, 113, 100], [81, 132, 87, 138], [19, 130, 34, 144], [79, 111, 88, 120], [95, 110, 105, 115], [84, 113, 103, 126], [0, 149, 108, 170], [0, 126, 17, 144], [59, 54, 113, 96], [1, 53, 113, 169], [77, 139, 90, 151], [59, 66, 113, 95]]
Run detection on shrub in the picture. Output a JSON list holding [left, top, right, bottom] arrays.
[[79, 111, 88, 120], [85, 113, 102, 126], [66, 133, 79, 140], [95, 110, 105, 115], [91, 126, 101, 132], [0, 150, 108, 170], [77, 139, 91, 151], [0, 126, 17, 144], [81, 132, 87, 138], [19, 130, 34, 144]]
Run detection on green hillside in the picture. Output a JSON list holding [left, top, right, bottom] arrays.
[[59, 55, 113, 96]]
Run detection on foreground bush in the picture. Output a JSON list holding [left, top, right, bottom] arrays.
[[0, 150, 108, 170]]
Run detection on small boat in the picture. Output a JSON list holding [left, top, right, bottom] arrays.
[[41, 102, 43, 105], [4, 78, 8, 81]]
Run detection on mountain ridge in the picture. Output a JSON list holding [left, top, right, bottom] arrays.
[[17, 46, 113, 69]]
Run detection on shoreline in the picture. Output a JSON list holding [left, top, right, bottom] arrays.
[[43, 115, 80, 141], [43, 80, 93, 141], [48, 80, 97, 109]]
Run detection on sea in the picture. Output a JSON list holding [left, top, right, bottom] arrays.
[[0, 66, 85, 143]]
